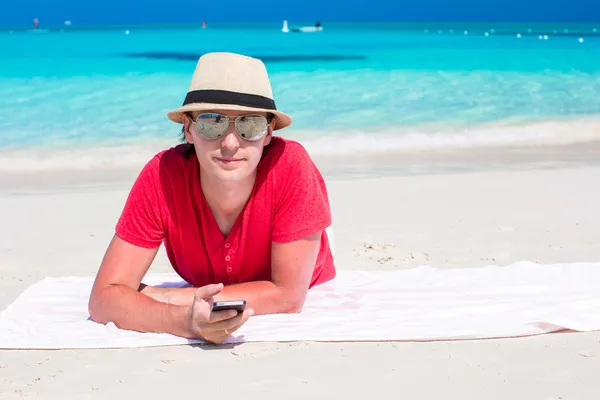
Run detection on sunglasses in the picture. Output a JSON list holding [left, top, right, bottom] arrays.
[[192, 113, 271, 141]]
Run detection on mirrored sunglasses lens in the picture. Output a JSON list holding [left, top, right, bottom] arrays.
[[195, 114, 229, 139], [235, 115, 269, 140]]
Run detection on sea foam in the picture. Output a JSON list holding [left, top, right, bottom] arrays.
[[0, 118, 598, 173]]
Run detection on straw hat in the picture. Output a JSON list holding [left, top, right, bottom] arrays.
[[167, 52, 292, 130]]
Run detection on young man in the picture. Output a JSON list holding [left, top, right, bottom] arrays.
[[88, 52, 335, 345]]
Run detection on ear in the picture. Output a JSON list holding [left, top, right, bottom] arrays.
[[181, 114, 195, 144], [263, 116, 278, 146], [263, 122, 274, 146]]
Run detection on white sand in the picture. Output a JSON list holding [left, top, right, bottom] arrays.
[[1, 154, 600, 398]]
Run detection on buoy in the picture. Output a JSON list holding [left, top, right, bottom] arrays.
[[579, 38, 584, 43], [517, 33, 521, 38], [125, 30, 130, 35]]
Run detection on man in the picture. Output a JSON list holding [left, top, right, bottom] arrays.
[[88, 52, 335, 345]]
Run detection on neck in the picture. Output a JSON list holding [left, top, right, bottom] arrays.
[[199, 169, 257, 217]]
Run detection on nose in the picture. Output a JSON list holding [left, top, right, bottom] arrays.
[[220, 120, 240, 152]]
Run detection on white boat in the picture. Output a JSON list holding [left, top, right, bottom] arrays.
[[282, 20, 323, 33], [292, 26, 323, 33]]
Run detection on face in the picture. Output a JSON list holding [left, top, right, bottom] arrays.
[[182, 109, 274, 183]]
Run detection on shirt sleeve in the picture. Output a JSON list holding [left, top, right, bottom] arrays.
[[115, 155, 166, 248], [271, 142, 332, 243]]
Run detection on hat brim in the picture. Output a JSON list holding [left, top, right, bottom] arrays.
[[167, 103, 292, 131]]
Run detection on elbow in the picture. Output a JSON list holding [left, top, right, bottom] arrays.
[[87, 289, 109, 325], [279, 293, 307, 314], [285, 304, 303, 314], [87, 296, 103, 324]]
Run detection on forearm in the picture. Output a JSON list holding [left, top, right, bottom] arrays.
[[214, 281, 305, 315], [138, 283, 197, 307], [89, 284, 193, 338], [139, 281, 306, 315]]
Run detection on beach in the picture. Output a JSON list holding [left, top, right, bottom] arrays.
[[2, 21, 600, 398], [2, 142, 600, 398]]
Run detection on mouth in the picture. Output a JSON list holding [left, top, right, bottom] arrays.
[[215, 157, 245, 165]]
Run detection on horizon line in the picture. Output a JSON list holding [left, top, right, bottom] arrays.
[[1, 19, 598, 29]]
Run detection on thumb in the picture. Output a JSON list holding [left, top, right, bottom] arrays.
[[194, 283, 224, 301]]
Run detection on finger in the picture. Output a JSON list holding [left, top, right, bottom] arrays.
[[208, 309, 239, 323], [205, 326, 236, 345], [225, 309, 255, 335], [203, 314, 249, 344], [202, 332, 228, 345], [194, 283, 224, 301], [208, 308, 253, 333]]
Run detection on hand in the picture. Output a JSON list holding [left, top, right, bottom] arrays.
[[186, 283, 254, 344]]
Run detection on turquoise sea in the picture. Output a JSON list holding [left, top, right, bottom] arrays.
[[0, 22, 599, 171]]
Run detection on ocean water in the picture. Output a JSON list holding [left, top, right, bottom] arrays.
[[0, 22, 599, 172]]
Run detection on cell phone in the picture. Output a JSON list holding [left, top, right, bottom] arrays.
[[212, 300, 246, 313]]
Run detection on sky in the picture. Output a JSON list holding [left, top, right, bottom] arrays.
[[1, 0, 597, 26]]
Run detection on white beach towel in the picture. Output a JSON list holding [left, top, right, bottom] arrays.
[[1, 261, 600, 349]]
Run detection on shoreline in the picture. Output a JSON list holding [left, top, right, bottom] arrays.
[[1, 140, 600, 194], [1, 116, 600, 178]]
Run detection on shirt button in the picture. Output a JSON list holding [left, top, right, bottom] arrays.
[[225, 255, 231, 261], [224, 243, 231, 248], [227, 267, 233, 273]]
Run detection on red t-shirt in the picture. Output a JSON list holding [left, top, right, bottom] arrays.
[[115, 136, 335, 289]]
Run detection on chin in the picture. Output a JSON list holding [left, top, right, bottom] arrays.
[[215, 171, 248, 182], [212, 165, 252, 182]]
